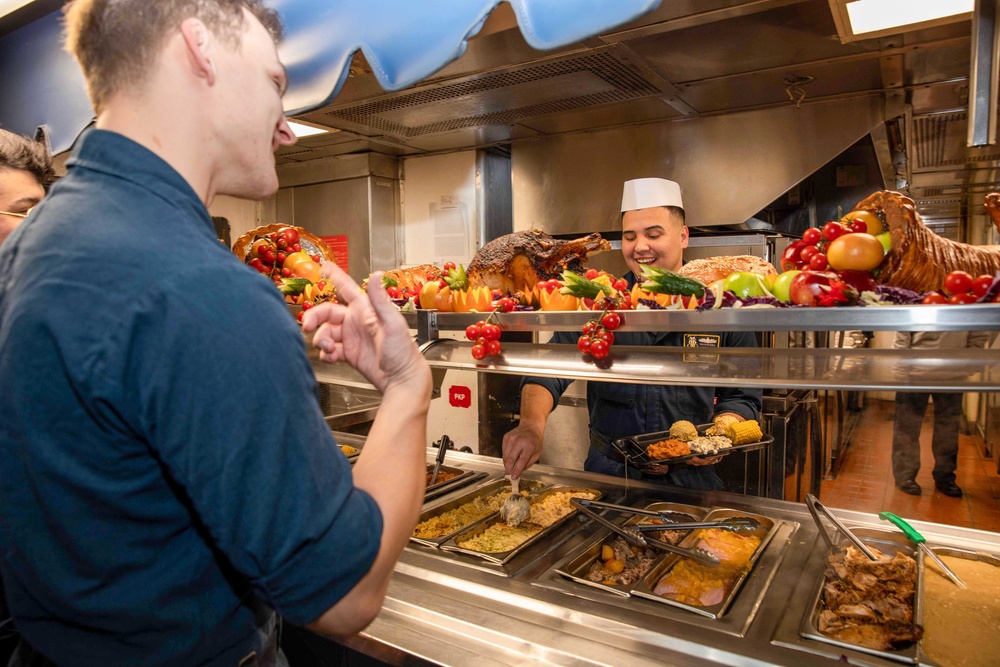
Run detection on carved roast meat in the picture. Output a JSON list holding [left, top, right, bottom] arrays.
[[466, 229, 611, 294], [854, 190, 1000, 294]]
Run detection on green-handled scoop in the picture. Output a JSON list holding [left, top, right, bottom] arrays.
[[879, 511, 966, 589]]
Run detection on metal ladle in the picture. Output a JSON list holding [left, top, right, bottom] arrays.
[[499, 476, 531, 527]]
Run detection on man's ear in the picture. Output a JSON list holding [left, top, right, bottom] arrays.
[[179, 18, 215, 85], [679, 225, 690, 247]]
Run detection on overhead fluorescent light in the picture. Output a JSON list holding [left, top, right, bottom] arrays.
[[287, 120, 331, 138], [0, 0, 35, 18], [829, 0, 973, 42], [846, 0, 973, 35]]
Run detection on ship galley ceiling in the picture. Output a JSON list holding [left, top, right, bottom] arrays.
[[283, 0, 992, 237]]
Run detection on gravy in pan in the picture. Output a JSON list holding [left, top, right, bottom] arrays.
[[922, 555, 1000, 667]]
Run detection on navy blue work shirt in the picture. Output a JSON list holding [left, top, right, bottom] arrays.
[[0, 130, 382, 666], [523, 273, 762, 482]]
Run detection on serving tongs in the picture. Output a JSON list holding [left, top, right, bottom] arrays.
[[428, 435, 451, 486], [879, 511, 967, 589], [570, 497, 720, 566], [805, 494, 879, 561], [574, 498, 761, 533]]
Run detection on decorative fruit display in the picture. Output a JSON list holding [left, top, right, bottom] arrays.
[[232, 224, 334, 309], [465, 312, 505, 361]]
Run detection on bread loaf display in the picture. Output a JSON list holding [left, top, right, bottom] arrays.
[[676, 255, 777, 285]]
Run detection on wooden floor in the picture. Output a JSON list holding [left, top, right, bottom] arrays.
[[819, 399, 1000, 532]]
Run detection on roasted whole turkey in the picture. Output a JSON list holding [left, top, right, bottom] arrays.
[[466, 229, 611, 294], [855, 190, 1000, 293]]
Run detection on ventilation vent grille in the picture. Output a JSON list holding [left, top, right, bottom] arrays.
[[326, 52, 659, 138]]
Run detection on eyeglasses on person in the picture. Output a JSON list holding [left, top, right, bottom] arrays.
[[0, 207, 34, 218]]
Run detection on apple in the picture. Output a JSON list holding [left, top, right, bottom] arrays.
[[835, 269, 877, 294], [875, 231, 891, 253], [723, 271, 767, 298], [770, 270, 801, 302], [789, 270, 859, 307]]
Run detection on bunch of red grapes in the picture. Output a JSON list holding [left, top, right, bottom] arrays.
[[577, 309, 621, 360], [465, 319, 503, 360]]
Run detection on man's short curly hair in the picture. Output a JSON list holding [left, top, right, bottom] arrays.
[[64, 0, 284, 113], [0, 129, 55, 189]]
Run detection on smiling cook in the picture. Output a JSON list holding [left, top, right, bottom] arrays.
[[501, 177, 763, 491]]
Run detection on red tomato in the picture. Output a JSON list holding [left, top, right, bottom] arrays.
[[277, 226, 300, 248], [601, 311, 621, 330], [597, 330, 615, 346], [582, 322, 596, 336], [545, 279, 561, 293], [943, 270, 973, 295], [471, 345, 487, 360], [808, 253, 829, 271], [481, 324, 502, 341], [589, 339, 610, 359], [465, 325, 480, 341], [849, 219, 868, 234], [612, 278, 628, 291], [485, 339, 502, 356], [536, 281, 548, 292], [386, 286, 401, 299], [970, 274, 994, 298], [577, 336, 592, 354], [443, 261, 457, 271], [498, 297, 516, 312], [799, 245, 819, 262], [585, 268, 599, 280], [802, 228, 822, 245], [948, 292, 978, 304], [822, 221, 847, 242], [921, 292, 948, 305]]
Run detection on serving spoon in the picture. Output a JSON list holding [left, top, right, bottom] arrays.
[[499, 476, 531, 527]]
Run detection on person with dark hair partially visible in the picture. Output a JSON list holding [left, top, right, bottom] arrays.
[[0, 1, 431, 665], [0, 129, 54, 246]]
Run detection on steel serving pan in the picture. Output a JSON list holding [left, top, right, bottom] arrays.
[[554, 501, 708, 597], [799, 527, 921, 664], [410, 477, 548, 548], [630, 508, 778, 619], [613, 423, 773, 471], [441, 486, 602, 565], [916, 546, 1000, 667], [423, 463, 480, 496]]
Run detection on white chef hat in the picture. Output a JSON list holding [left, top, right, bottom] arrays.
[[621, 178, 684, 213]]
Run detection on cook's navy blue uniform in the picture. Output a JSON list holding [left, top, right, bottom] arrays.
[[0, 130, 382, 666], [523, 272, 761, 490]]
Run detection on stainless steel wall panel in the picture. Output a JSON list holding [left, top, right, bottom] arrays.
[[512, 97, 884, 231]]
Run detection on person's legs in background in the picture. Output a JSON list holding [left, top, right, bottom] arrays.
[[929, 392, 963, 497], [892, 391, 930, 495]]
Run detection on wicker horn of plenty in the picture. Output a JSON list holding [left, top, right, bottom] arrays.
[[856, 190, 1000, 294]]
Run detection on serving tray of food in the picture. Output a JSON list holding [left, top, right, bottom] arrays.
[[553, 501, 709, 597], [423, 463, 486, 501], [441, 486, 601, 565], [799, 527, 922, 664], [917, 546, 1000, 667], [410, 477, 549, 548], [612, 420, 772, 471], [629, 508, 778, 619]]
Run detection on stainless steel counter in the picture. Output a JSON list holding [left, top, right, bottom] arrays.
[[301, 449, 1000, 666]]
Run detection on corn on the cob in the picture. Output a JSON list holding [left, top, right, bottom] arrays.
[[726, 419, 763, 445]]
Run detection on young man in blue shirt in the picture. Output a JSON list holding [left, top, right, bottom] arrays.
[[0, 1, 431, 665]]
